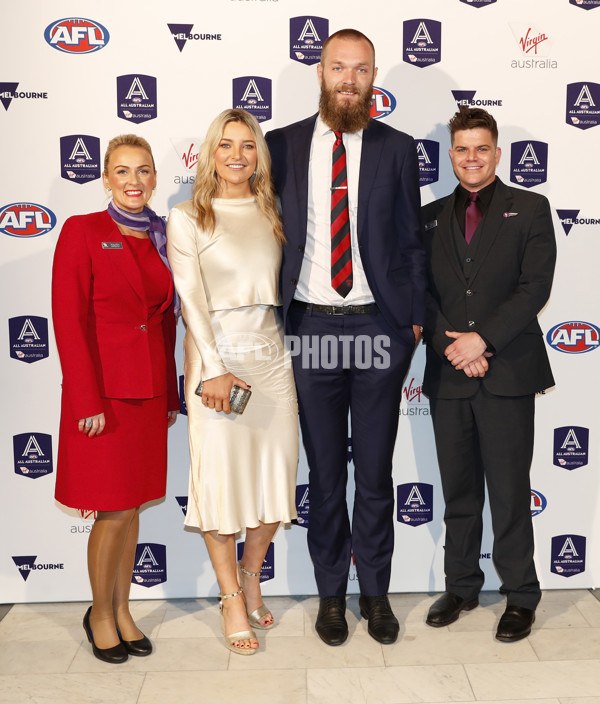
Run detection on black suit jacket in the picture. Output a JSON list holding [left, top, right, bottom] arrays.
[[265, 115, 426, 337], [422, 178, 556, 399]]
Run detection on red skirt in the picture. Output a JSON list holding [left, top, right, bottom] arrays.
[[55, 394, 168, 511]]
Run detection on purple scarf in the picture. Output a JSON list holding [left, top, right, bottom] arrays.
[[107, 199, 180, 316]]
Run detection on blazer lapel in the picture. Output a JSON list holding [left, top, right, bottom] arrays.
[[469, 178, 513, 283], [357, 120, 384, 240], [291, 115, 316, 245], [101, 212, 147, 305], [433, 191, 467, 285]]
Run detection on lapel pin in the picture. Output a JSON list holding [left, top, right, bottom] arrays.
[[503, 212, 518, 218], [424, 220, 438, 230]]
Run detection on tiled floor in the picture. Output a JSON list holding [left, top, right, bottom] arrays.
[[1, 590, 599, 703]]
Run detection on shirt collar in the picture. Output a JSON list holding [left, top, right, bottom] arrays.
[[315, 114, 363, 140]]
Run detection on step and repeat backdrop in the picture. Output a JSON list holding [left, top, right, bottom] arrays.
[[1, 0, 598, 603]]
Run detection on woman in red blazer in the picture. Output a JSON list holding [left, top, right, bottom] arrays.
[[52, 135, 179, 664]]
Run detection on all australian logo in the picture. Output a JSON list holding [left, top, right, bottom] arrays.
[[510, 141, 548, 188], [556, 208, 600, 235], [117, 75, 157, 124], [566, 82, 600, 130], [236, 542, 274, 582], [132, 543, 167, 587], [232, 76, 272, 122], [0, 203, 56, 238], [13, 433, 53, 478], [60, 135, 101, 184], [459, 0, 497, 7], [293, 483, 309, 528], [0, 82, 48, 111], [9, 316, 49, 363], [290, 16, 328, 65], [570, 0, 600, 9], [397, 483, 433, 526], [370, 86, 396, 120], [12, 556, 64, 582], [509, 23, 557, 69], [44, 18, 109, 54], [451, 90, 502, 108], [551, 534, 586, 577], [546, 321, 600, 354], [403, 19, 441, 68], [553, 426, 589, 470], [416, 140, 440, 187], [167, 23, 221, 52]]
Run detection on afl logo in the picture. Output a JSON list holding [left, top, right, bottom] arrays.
[[530, 490, 547, 517], [546, 321, 600, 354], [0, 203, 57, 238], [44, 18, 110, 54], [370, 86, 396, 120]]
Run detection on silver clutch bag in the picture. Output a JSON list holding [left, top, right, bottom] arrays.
[[195, 381, 252, 415]]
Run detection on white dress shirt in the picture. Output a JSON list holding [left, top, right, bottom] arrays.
[[294, 115, 375, 305]]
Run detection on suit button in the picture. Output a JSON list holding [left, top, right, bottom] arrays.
[[468, 320, 475, 327], [291, 278, 297, 285], [466, 289, 473, 296], [140, 324, 147, 331], [298, 245, 304, 253], [465, 257, 472, 263]]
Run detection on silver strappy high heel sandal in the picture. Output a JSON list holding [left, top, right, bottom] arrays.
[[238, 564, 274, 630], [218, 587, 257, 655]]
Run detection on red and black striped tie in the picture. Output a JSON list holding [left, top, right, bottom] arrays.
[[331, 131, 352, 297]]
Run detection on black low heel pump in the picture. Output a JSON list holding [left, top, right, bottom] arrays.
[[82, 606, 128, 664]]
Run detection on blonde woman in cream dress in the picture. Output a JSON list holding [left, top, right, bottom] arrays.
[[167, 109, 298, 656]]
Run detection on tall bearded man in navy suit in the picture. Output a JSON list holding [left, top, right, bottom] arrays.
[[266, 29, 426, 645], [422, 107, 556, 642]]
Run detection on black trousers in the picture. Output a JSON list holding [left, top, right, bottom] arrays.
[[288, 305, 414, 597], [430, 386, 541, 610]]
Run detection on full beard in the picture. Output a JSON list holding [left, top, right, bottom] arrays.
[[319, 82, 373, 134]]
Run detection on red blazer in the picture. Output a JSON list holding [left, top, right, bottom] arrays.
[[52, 210, 179, 421]]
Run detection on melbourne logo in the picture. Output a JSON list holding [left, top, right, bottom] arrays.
[[570, 0, 600, 9], [232, 76, 272, 122], [293, 484, 309, 528], [175, 496, 188, 516], [290, 16, 328, 65], [546, 321, 600, 354], [132, 543, 167, 587], [551, 534, 586, 577], [167, 24, 221, 52], [530, 489, 547, 517], [556, 209, 600, 235], [397, 483, 433, 526], [117, 75, 157, 124], [236, 542, 274, 582], [13, 433, 53, 478], [44, 18, 109, 54], [459, 0, 497, 6], [554, 426, 589, 470], [12, 556, 64, 582], [415, 140, 440, 187], [566, 82, 600, 130], [0, 82, 48, 111], [510, 141, 548, 188], [370, 86, 396, 120], [0, 203, 56, 238], [403, 19, 441, 67], [9, 316, 49, 363], [60, 135, 101, 184], [451, 90, 502, 108]]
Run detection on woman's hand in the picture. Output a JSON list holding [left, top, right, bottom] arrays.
[[78, 413, 106, 437], [167, 410, 179, 427], [200, 373, 250, 414]]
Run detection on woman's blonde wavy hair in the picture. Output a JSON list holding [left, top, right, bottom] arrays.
[[191, 109, 284, 243]]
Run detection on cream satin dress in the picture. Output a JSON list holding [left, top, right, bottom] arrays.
[[167, 198, 299, 533]]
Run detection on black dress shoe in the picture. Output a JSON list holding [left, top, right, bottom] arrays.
[[358, 595, 399, 644], [119, 633, 153, 656], [495, 605, 535, 642], [82, 607, 128, 664], [315, 597, 348, 646], [426, 592, 479, 627]]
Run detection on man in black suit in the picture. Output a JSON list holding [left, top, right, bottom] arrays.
[[422, 107, 556, 642], [266, 29, 425, 645]]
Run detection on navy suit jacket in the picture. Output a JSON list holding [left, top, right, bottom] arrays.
[[265, 115, 426, 338], [422, 178, 556, 399]]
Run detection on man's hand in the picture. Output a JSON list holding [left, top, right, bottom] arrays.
[[444, 331, 487, 370]]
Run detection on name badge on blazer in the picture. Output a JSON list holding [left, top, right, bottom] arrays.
[[424, 220, 438, 231], [102, 242, 123, 249]]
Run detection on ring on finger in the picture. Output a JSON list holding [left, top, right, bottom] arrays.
[[86, 420, 92, 427]]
